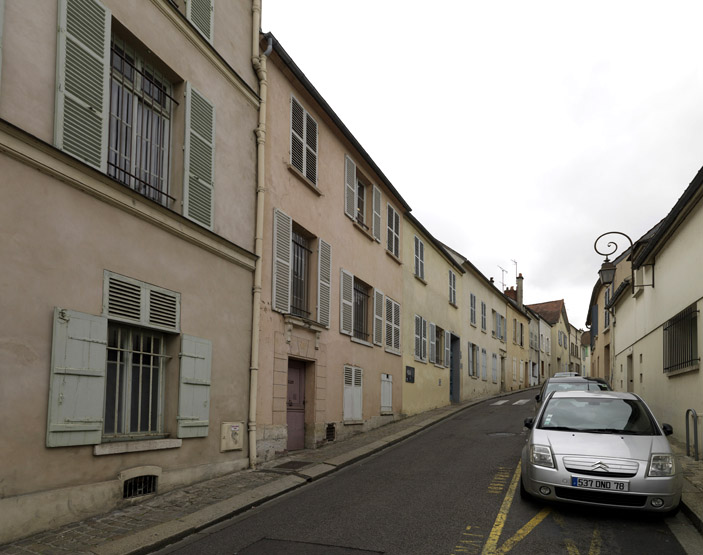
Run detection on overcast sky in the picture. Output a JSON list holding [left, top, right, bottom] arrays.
[[262, 0, 703, 329]]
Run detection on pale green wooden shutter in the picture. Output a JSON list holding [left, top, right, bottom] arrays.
[[186, 0, 214, 43], [343, 365, 354, 420], [177, 335, 212, 438], [317, 239, 331, 327], [444, 330, 451, 368], [340, 269, 353, 335], [272, 208, 292, 313], [421, 318, 427, 361], [429, 322, 436, 364], [344, 155, 356, 219], [47, 308, 107, 447], [373, 289, 384, 346], [372, 185, 382, 242], [184, 82, 215, 230], [54, 0, 110, 171], [414, 315, 422, 358]]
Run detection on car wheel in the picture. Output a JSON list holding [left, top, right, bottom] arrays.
[[519, 474, 531, 500]]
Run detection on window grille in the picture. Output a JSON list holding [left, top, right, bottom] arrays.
[[353, 281, 370, 341], [664, 304, 699, 373], [325, 423, 336, 442], [290, 231, 311, 318], [123, 475, 157, 499]]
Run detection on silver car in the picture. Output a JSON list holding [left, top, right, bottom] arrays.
[[521, 391, 681, 512]]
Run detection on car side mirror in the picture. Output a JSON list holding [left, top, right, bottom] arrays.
[[535, 394, 540, 402], [662, 423, 673, 436], [524, 417, 534, 429]]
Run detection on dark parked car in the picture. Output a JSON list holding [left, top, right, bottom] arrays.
[[534, 376, 610, 414]]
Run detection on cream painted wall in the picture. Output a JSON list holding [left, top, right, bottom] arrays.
[[256, 55, 405, 457], [505, 304, 529, 391]]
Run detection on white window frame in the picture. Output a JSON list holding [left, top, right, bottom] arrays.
[[449, 270, 457, 305]]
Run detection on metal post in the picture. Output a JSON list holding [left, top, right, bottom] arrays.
[[686, 408, 699, 461]]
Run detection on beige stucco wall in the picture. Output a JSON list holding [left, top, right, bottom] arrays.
[[611, 199, 703, 442], [0, 0, 258, 543], [505, 304, 529, 391], [255, 54, 405, 459]]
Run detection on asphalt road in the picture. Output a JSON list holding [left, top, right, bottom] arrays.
[[154, 390, 701, 554]]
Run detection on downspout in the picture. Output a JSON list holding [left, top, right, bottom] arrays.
[[248, 0, 272, 469]]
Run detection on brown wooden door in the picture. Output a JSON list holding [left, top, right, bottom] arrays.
[[286, 360, 305, 451]]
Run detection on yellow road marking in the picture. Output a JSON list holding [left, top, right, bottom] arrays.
[[588, 528, 602, 555], [482, 462, 523, 554], [494, 508, 551, 554]]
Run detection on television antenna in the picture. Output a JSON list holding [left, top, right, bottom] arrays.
[[498, 266, 507, 291]]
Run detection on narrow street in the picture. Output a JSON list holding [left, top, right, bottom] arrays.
[[153, 392, 701, 555]]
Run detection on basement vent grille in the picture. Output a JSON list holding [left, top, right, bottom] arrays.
[[123, 475, 157, 499], [326, 423, 336, 442]]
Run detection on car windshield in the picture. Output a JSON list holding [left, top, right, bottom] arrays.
[[544, 382, 609, 396], [538, 397, 659, 435]]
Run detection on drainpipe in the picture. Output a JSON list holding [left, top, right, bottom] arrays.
[[248, 1, 272, 469]]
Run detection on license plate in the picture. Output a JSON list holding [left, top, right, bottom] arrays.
[[571, 477, 629, 491]]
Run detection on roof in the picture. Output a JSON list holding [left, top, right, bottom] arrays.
[[264, 32, 412, 213], [407, 213, 465, 274], [526, 299, 568, 327]]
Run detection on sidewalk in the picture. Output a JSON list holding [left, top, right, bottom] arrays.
[[3, 392, 703, 555]]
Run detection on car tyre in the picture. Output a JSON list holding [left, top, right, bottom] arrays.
[[519, 474, 531, 501]]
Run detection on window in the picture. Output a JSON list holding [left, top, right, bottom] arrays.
[[481, 302, 487, 331], [387, 204, 400, 257], [481, 348, 487, 380], [520, 360, 524, 383], [429, 323, 450, 367], [663, 303, 699, 373], [468, 342, 479, 377], [385, 297, 401, 354], [353, 279, 371, 342], [513, 357, 517, 381], [604, 287, 611, 328], [272, 209, 332, 327], [414, 315, 428, 361], [493, 311, 505, 340], [343, 365, 363, 421], [492, 354, 498, 383], [470, 294, 476, 325], [344, 156, 382, 241], [54, 1, 215, 229], [340, 270, 383, 345], [185, 0, 214, 43], [414, 236, 425, 280], [519, 323, 524, 347], [449, 270, 457, 305], [104, 324, 166, 437], [291, 96, 318, 185], [108, 35, 173, 206]]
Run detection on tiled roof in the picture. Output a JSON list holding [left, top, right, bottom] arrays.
[[526, 300, 565, 325]]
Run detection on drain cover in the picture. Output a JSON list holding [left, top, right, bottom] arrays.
[[273, 460, 312, 470]]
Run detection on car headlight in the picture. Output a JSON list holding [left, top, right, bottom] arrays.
[[648, 454, 675, 477], [530, 444, 555, 468]]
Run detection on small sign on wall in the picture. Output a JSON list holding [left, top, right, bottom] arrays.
[[406, 366, 415, 383]]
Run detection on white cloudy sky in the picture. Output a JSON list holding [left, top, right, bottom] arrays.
[[262, 0, 703, 328]]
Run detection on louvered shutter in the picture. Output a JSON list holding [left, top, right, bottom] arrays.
[[414, 315, 422, 358], [414, 237, 420, 276], [381, 374, 392, 414], [353, 367, 363, 420], [47, 308, 107, 447], [344, 155, 356, 219], [468, 343, 473, 376], [185, 0, 213, 43], [317, 239, 332, 327], [372, 185, 382, 242], [429, 322, 436, 364], [305, 113, 317, 184], [340, 269, 353, 335], [177, 335, 212, 438], [55, 0, 110, 171], [272, 209, 292, 313], [104, 271, 180, 332], [421, 318, 427, 361], [444, 330, 451, 368], [183, 83, 215, 229], [384, 297, 393, 350], [344, 365, 362, 421], [291, 96, 305, 174], [373, 289, 384, 346]]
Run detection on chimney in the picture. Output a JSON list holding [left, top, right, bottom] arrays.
[[517, 273, 524, 307]]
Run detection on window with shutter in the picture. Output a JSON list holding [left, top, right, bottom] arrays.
[[481, 348, 487, 380], [386, 204, 400, 257], [177, 335, 212, 438], [414, 236, 425, 279], [317, 239, 332, 328], [184, 83, 215, 229], [444, 330, 451, 368], [343, 365, 363, 421], [55, 0, 111, 171], [47, 308, 108, 447], [385, 297, 400, 354], [185, 0, 214, 43], [449, 271, 456, 305], [272, 209, 292, 313], [344, 155, 356, 219], [470, 294, 476, 325], [421, 318, 427, 361], [429, 322, 436, 364], [291, 96, 317, 186], [372, 186, 382, 242], [340, 269, 354, 335], [373, 289, 384, 346]]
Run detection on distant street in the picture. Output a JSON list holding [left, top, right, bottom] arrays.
[[154, 391, 697, 555]]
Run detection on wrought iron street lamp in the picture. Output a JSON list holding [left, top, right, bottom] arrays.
[[594, 231, 634, 293]]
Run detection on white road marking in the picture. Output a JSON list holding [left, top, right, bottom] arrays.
[[491, 400, 509, 405], [512, 400, 530, 406]]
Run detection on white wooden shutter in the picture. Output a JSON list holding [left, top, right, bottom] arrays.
[[291, 96, 305, 174], [353, 367, 362, 420], [372, 185, 382, 242], [177, 335, 212, 438], [373, 289, 384, 346], [387, 298, 400, 352], [468, 343, 474, 376], [317, 239, 332, 327], [344, 365, 362, 421], [414, 315, 421, 358], [385, 297, 393, 350], [272, 208, 292, 313], [340, 269, 353, 335], [444, 330, 451, 368], [429, 322, 436, 364], [185, 0, 214, 43], [305, 112, 318, 184], [344, 155, 356, 219], [55, 0, 110, 171], [381, 374, 392, 414], [421, 318, 427, 361], [47, 308, 107, 447], [183, 82, 215, 229]]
